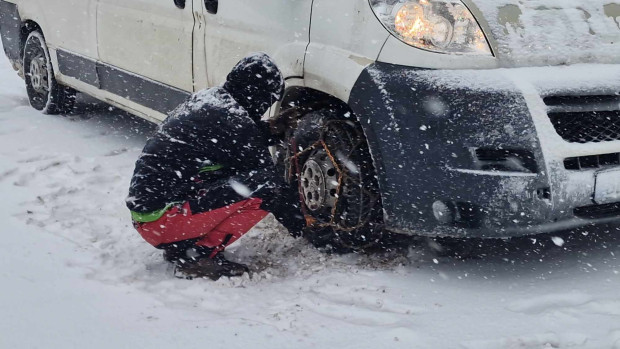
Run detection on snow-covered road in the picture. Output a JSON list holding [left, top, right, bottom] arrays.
[[1, 46, 619, 348]]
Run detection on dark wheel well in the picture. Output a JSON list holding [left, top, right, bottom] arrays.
[[20, 20, 42, 59], [278, 87, 354, 122]]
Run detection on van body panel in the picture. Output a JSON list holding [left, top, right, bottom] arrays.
[[305, 0, 389, 102], [203, 0, 312, 86], [471, 0, 620, 67], [39, 0, 99, 60], [378, 36, 499, 70], [97, 0, 195, 92]]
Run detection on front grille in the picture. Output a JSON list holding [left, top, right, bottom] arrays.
[[574, 202, 620, 219], [548, 110, 620, 143], [544, 94, 620, 144], [564, 152, 620, 170], [544, 95, 620, 110]]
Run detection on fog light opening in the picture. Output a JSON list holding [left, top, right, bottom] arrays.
[[432, 200, 461, 224]]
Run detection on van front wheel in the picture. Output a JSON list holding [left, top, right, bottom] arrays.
[[23, 31, 75, 114], [283, 109, 384, 252]]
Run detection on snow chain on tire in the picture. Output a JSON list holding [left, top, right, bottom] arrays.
[[286, 111, 384, 251]]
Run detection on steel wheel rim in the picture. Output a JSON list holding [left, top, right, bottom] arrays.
[[25, 35, 51, 107], [301, 149, 339, 212], [29, 55, 48, 94]]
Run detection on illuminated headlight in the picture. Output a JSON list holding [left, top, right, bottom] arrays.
[[370, 0, 492, 55]]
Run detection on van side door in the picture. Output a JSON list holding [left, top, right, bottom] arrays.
[[38, 0, 99, 60], [96, 0, 195, 113], [202, 0, 312, 86]]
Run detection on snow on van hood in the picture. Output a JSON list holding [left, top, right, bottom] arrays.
[[469, 0, 620, 66]]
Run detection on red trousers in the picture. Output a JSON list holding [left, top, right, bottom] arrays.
[[135, 198, 268, 257]]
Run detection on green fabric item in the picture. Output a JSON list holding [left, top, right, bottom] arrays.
[[131, 165, 223, 223], [131, 203, 176, 223], [199, 164, 224, 173]]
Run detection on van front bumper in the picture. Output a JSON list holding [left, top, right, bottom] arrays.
[[349, 62, 620, 238]]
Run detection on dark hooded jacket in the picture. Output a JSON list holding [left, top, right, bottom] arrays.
[[126, 53, 302, 232]]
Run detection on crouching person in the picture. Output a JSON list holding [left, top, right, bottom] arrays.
[[126, 53, 305, 280]]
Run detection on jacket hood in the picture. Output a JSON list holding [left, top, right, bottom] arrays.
[[223, 53, 285, 122]]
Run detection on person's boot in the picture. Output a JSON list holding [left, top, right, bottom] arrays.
[[161, 239, 201, 263], [174, 254, 250, 280]]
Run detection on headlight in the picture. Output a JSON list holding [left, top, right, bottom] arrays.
[[370, 0, 492, 56]]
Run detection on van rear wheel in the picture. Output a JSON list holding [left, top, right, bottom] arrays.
[[23, 31, 76, 114], [283, 109, 383, 252]]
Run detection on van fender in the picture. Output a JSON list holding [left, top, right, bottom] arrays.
[[303, 44, 377, 104], [13, 1, 49, 37]]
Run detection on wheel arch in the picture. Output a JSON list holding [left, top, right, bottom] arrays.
[[275, 85, 387, 220], [12, 0, 49, 49], [278, 86, 349, 116], [20, 20, 42, 57], [277, 86, 375, 144]]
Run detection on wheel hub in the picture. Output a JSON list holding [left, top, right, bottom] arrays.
[[29, 56, 47, 94], [301, 150, 339, 212]]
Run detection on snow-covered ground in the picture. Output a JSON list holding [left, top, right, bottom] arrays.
[[1, 47, 619, 349]]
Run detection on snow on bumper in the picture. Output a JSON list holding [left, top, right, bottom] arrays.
[[349, 63, 620, 238]]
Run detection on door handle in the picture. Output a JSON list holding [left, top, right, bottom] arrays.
[[205, 0, 218, 14], [174, 0, 186, 9]]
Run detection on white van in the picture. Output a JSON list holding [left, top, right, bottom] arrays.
[[1, 0, 619, 247]]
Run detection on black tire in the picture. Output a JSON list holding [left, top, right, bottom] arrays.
[[283, 108, 383, 252], [23, 31, 76, 114]]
